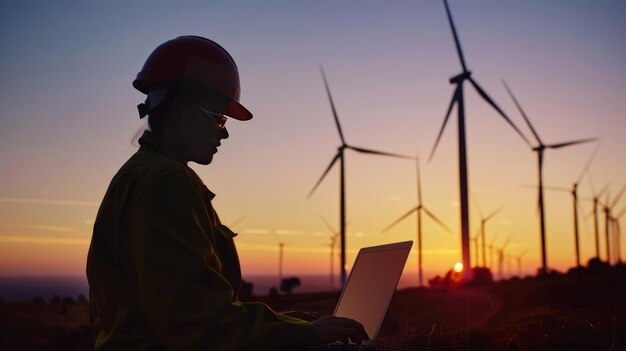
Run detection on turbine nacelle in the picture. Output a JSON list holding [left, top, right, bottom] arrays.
[[449, 71, 472, 84]]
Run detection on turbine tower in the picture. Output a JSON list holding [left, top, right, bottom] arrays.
[[382, 155, 451, 287], [503, 81, 596, 275], [429, 0, 531, 281], [308, 67, 411, 287]]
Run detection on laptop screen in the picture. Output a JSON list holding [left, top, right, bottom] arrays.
[[333, 241, 412, 339]]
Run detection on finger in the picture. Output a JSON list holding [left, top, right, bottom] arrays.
[[346, 328, 363, 345], [341, 318, 369, 340]]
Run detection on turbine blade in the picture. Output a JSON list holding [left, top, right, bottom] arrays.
[[472, 194, 484, 218], [490, 230, 500, 245], [610, 184, 626, 209], [382, 207, 418, 233], [307, 152, 340, 199], [502, 80, 542, 145], [319, 215, 338, 235], [443, 0, 468, 73], [429, 88, 458, 162], [502, 235, 513, 250], [546, 138, 597, 150], [542, 185, 571, 192], [229, 215, 248, 228], [485, 206, 504, 222], [320, 65, 346, 145], [469, 77, 531, 147], [576, 144, 600, 184], [416, 153, 423, 205], [422, 206, 453, 234], [587, 171, 597, 196], [348, 146, 412, 159], [597, 183, 609, 198]]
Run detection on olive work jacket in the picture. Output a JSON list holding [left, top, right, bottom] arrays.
[[86, 131, 314, 350]]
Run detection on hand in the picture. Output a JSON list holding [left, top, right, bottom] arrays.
[[310, 316, 369, 345], [281, 310, 320, 322]]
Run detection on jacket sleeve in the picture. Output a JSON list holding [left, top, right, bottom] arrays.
[[125, 171, 315, 350]]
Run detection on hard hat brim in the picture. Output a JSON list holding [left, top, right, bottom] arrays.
[[225, 99, 253, 121]]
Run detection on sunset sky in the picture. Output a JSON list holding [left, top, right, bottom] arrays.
[[1, 0, 625, 285]]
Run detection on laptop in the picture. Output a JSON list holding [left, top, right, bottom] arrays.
[[313, 240, 413, 349]]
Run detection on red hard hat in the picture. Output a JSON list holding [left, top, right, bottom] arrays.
[[133, 36, 252, 121]]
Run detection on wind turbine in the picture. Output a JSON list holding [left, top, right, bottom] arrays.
[[473, 199, 503, 267], [515, 249, 529, 277], [429, 0, 531, 282], [488, 229, 500, 270], [495, 235, 512, 280], [587, 173, 609, 261], [602, 185, 625, 264], [503, 81, 596, 275], [613, 208, 626, 264], [308, 67, 412, 287], [382, 155, 451, 287], [272, 232, 294, 287], [320, 216, 340, 290], [470, 230, 480, 269]]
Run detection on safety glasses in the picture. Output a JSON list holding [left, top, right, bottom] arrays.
[[199, 107, 228, 129]]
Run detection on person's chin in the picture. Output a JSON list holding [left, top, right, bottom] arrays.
[[194, 153, 214, 165]]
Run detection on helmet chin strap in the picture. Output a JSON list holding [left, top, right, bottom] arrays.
[[137, 100, 150, 119], [137, 83, 176, 119]]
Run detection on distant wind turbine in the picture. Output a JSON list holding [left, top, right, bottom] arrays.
[[470, 230, 480, 269], [503, 80, 596, 275], [473, 198, 503, 267], [612, 208, 626, 264], [429, 0, 531, 282], [495, 235, 513, 280], [515, 249, 529, 278], [602, 185, 625, 264], [587, 174, 609, 260], [272, 232, 291, 287], [308, 66, 412, 287], [488, 230, 500, 270], [382, 155, 451, 287], [320, 216, 340, 289]]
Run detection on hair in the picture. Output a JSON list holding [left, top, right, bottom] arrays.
[[130, 84, 178, 147]]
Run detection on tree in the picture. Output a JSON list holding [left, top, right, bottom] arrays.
[[279, 277, 301, 295]]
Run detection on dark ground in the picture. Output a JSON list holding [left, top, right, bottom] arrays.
[[1, 265, 624, 350]]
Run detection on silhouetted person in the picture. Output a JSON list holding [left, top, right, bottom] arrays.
[[86, 36, 367, 350]]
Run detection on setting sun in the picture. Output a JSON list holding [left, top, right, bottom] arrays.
[[453, 262, 463, 273]]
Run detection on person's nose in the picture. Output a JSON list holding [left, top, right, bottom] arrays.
[[220, 127, 229, 140]]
